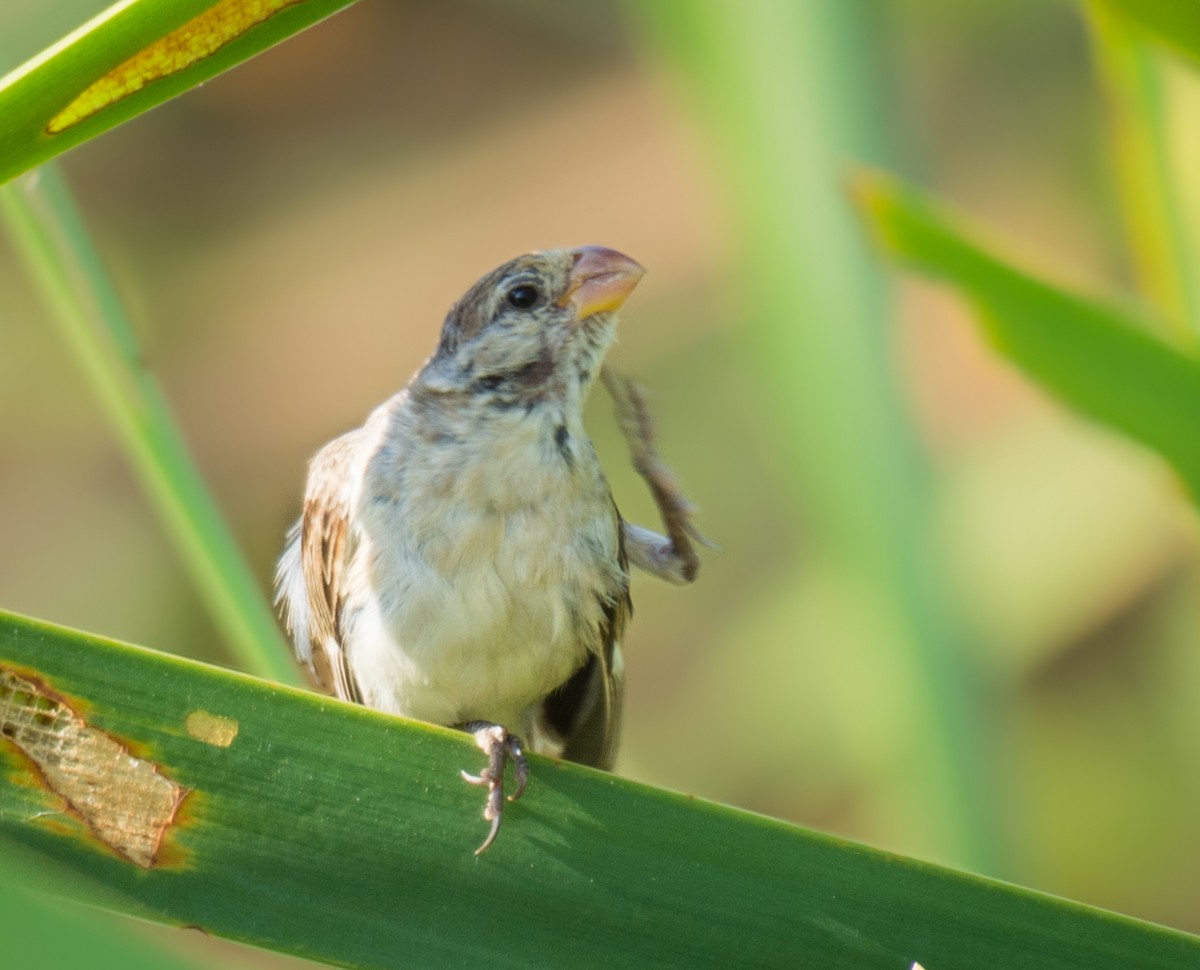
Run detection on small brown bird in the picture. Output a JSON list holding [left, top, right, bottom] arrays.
[[275, 246, 700, 852]]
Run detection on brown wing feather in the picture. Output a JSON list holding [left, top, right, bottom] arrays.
[[300, 435, 364, 705], [544, 501, 631, 770]]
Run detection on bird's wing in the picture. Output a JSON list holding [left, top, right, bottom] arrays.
[[541, 502, 631, 770], [287, 431, 365, 705]]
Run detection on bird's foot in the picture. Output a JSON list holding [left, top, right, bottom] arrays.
[[458, 722, 530, 855]]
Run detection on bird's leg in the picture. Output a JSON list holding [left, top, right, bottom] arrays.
[[457, 721, 530, 855], [601, 365, 711, 585]]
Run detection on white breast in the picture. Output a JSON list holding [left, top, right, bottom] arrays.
[[341, 403, 619, 738]]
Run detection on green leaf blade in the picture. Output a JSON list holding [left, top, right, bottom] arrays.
[[854, 170, 1200, 501], [1, 609, 1197, 969], [0, 0, 361, 184]]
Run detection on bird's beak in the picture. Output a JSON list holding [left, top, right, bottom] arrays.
[[558, 246, 645, 319]]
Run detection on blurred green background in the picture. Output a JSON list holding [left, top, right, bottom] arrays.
[[2, 0, 1199, 945]]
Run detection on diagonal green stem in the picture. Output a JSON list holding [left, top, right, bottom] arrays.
[[0, 166, 301, 685], [0, 0, 362, 185]]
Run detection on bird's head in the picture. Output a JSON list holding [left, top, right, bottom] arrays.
[[426, 246, 644, 405]]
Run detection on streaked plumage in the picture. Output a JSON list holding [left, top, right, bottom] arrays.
[[276, 246, 692, 851]]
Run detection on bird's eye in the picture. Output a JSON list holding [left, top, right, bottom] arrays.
[[506, 285, 540, 310]]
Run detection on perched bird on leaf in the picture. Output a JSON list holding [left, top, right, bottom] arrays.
[[276, 246, 703, 852]]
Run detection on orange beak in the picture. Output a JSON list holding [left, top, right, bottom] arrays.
[[558, 246, 645, 319]]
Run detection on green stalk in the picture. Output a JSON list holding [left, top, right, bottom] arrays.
[[0, 167, 301, 685], [626, 1, 998, 873], [1088, 4, 1200, 345]]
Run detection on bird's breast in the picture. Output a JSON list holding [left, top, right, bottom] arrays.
[[346, 428, 623, 732]]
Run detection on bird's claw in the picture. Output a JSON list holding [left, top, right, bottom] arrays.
[[459, 722, 529, 854]]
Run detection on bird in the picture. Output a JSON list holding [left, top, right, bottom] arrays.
[[275, 246, 701, 853]]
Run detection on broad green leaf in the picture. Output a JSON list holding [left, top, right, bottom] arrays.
[[1093, 0, 1200, 67], [1, 610, 1197, 969], [0, 0, 361, 184], [854, 170, 1200, 502]]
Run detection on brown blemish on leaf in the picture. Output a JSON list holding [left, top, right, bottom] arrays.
[[185, 709, 238, 748], [0, 665, 185, 868], [46, 0, 307, 134]]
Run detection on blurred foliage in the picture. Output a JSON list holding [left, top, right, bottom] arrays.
[[0, 166, 300, 684], [855, 170, 1200, 499], [0, 851, 205, 970], [1, 0, 1199, 963], [1095, 0, 1200, 68], [1089, 4, 1200, 343], [626, 0, 998, 876]]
